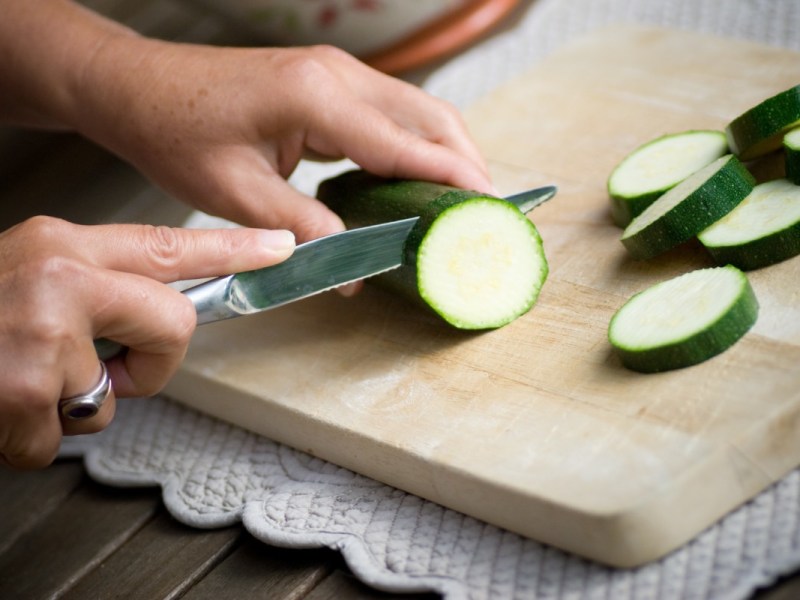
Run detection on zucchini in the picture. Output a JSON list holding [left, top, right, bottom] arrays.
[[698, 178, 800, 270], [608, 265, 758, 373], [784, 127, 800, 185], [607, 130, 729, 227], [726, 84, 800, 161], [620, 154, 755, 259], [317, 170, 548, 329]]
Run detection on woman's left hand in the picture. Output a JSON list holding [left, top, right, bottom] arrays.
[[72, 40, 495, 243]]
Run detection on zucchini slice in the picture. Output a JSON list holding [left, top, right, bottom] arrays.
[[317, 170, 548, 329], [698, 178, 800, 270], [726, 84, 800, 161], [784, 127, 800, 185], [607, 130, 729, 227], [608, 265, 758, 373], [620, 154, 755, 259]]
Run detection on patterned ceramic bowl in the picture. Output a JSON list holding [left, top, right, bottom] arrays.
[[184, 0, 519, 73]]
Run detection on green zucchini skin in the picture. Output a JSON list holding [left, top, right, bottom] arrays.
[[317, 170, 548, 329], [608, 266, 759, 373], [698, 178, 800, 270], [607, 130, 729, 227], [784, 128, 800, 185], [726, 84, 800, 161], [317, 170, 463, 227], [620, 155, 755, 260], [609, 189, 660, 228], [317, 169, 489, 266], [703, 226, 800, 270]]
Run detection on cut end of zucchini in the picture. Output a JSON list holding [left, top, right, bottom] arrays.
[[417, 198, 548, 329], [608, 266, 758, 373], [699, 178, 800, 270], [620, 155, 755, 259], [784, 127, 800, 185], [608, 130, 728, 226]]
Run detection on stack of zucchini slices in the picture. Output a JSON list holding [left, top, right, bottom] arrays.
[[607, 83, 800, 372]]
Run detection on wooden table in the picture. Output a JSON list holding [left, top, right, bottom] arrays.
[[1, 0, 800, 597], [0, 460, 435, 599], [0, 459, 797, 599]]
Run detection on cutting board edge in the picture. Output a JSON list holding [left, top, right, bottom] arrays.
[[164, 367, 800, 567]]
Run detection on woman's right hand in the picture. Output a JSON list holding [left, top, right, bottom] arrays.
[[0, 216, 295, 469]]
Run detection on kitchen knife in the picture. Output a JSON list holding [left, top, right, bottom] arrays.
[[94, 184, 556, 359]]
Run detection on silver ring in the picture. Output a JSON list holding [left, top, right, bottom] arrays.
[[58, 362, 112, 420]]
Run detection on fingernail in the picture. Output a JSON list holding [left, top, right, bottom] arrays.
[[259, 230, 295, 253], [338, 282, 358, 297]]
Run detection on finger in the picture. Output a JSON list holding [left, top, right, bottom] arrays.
[[61, 391, 116, 436], [313, 48, 491, 180], [244, 173, 347, 243], [363, 79, 489, 175], [0, 366, 64, 469], [59, 352, 117, 437], [68, 222, 296, 282], [89, 271, 198, 398], [203, 163, 347, 242], [309, 102, 496, 195]]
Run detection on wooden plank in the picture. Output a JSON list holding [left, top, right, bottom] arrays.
[[0, 460, 85, 554], [0, 472, 158, 599], [62, 511, 239, 599], [754, 573, 800, 600], [183, 535, 334, 599]]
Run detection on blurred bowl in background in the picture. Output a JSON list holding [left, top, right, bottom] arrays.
[[181, 0, 521, 74]]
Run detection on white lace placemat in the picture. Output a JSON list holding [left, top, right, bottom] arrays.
[[60, 1, 800, 598]]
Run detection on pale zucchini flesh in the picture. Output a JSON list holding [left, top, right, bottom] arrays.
[[607, 130, 729, 227], [417, 199, 547, 329], [620, 154, 755, 259], [698, 178, 800, 270], [317, 171, 548, 330], [784, 127, 800, 185], [608, 266, 758, 372]]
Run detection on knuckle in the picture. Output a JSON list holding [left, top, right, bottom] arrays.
[[140, 225, 185, 278], [309, 44, 351, 62], [282, 49, 337, 90], [155, 292, 197, 352], [6, 381, 53, 416], [171, 295, 198, 344], [6, 439, 60, 470], [434, 99, 465, 128], [15, 256, 86, 346], [15, 215, 71, 246]]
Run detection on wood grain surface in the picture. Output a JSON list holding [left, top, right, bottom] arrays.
[[0, 462, 424, 600], [160, 27, 800, 567]]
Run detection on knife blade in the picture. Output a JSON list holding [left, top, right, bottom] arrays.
[[188, 216, 418, 325], [187, 184, 556, 325], [94, 184, 556, 359]]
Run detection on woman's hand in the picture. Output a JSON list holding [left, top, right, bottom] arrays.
[[3, 2, 493, 245], [72, 40, 494, 243], [0, 216, 294, 469]]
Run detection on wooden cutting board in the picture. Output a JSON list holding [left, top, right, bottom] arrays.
[[164, 26, 800, 567]]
